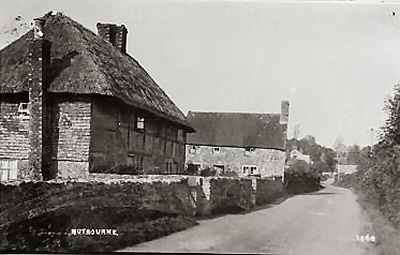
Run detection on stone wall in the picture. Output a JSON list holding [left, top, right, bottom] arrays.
[[187, 176, 284, 216], [0, 175, 285, 251], [186, 145, 286, 178], [0, 175, 284, 223], [0, 176, 195, 252]]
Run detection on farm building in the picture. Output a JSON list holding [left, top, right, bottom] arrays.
[[185, 101, 289, 179]]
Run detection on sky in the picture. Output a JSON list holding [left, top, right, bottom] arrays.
[[1, 0, 400, 148]]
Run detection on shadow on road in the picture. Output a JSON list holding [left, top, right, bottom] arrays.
[[243, 193, 294, 215], [301, 192, 337, 196], [196, 186, 339, 221], [196, 193, 293, 221]]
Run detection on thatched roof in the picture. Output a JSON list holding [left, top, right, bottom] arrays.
[[186, 112, 286, 150], [0, 12, 193, 131]]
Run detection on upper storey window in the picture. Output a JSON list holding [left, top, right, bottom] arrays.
[[136, 116, 145, 130], [18, 103, 29, 119], [189, 145, 198, 154], [212, 147, 221, 153]]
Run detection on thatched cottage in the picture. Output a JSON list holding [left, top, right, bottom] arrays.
[[186, 101, 289, 179], [0, 12, 194, 181]]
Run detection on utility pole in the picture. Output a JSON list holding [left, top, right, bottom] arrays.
[[368, 127, 375, 158]]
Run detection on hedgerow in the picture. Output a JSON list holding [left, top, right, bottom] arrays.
[[336, 84, 400, 229]]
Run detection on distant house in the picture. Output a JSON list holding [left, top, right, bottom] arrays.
[[334, 144, 359, 175], [337, 164, 358, 175], [185, 101, 289, 179], [289, 149, 311, 164], [0, 12, 194, 182]]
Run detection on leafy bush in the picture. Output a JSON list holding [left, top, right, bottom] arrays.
[[96, 165, 141, 175], [186, 163, 199, 176], [220, 170, 239, 178], [200, 167, 217, 177], [284, 160, 320, 194], [198, 167, 238, 177], [337, 84, 400, 230], [357, 146, 400, 228]]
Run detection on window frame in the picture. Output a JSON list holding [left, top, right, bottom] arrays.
[[0, 160, 18, 181], [212, 147, 221, 153], [17, 102, 30, 119], [189, 145, 198, 154], [245, 147, 256, 152], [135, 116, 145, 131], [213, 164, 225, 173], [242, 165, 258, 175]]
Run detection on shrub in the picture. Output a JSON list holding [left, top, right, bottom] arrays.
[[220, 170, 239, 178], [357, 146, 400, 228], [200, 167, 217, 177], [284, 160, 320, 194], [186, 163, 199, 176], [335, 132, 400, 229]]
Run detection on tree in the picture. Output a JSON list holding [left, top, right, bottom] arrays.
[[298, 136, 322, 163], [347, 145, 361, 165], [341, 83, 400, 229], [321, 148, 337, 172], [287, 135, 337, 173], [381, 84, 400, 146]]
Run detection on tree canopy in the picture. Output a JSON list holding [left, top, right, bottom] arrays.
[[287, 136, 337, 173]]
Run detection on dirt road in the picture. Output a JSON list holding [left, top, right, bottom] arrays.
[[120, 185, 376, 254]]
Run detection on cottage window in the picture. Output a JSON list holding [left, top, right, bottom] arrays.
[[212, 147, 220, 153], [242, 165, 258, 176], [213, 164, 225, 173], [244, 147, 256, 156], [136, 116, 145, 130], [17, 103, 29, 119], [189, 145, 198, 154], [245, 147, 255, 152], [0, 160, 18, 182]]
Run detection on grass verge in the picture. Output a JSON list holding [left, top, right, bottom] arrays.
[[355, 193, 400, 255]]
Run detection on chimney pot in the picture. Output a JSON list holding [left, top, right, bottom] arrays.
[[32, 18, 45, 39], [96, 23, 128, 54]]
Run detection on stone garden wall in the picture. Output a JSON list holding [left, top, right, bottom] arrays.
[[0, 175, 284, 252]]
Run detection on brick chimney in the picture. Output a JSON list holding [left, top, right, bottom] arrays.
[[27, 18, 51, 180], [280, 100, 290, 149], [96, 23, 128, 54], [280, 100, 290, 125]]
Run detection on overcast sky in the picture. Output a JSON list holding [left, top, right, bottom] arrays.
[[1, 0, 400, 147]]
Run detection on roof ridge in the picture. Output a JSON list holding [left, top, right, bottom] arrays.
[[188, 111, 280, 115], [0, 11, 193, 130]]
